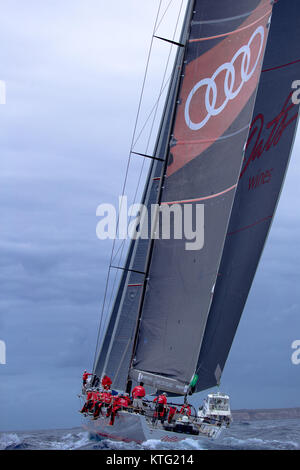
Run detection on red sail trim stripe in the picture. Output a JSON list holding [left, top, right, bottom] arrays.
[[128, 284, 143, 287], [228, 215, 272, 235], [152, 177, 161, 180], [262, 58, 300, 73], [189, 9, 272, 43], [175, 123, 250, 145], [161, 184, 237, 206]]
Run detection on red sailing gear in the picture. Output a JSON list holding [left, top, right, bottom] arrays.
[[103, 392, 112, 404], [168, 406, 177, 423], [153, 395, 167, 405], [101, 375, 112, 390], [117, 396, 130, 407], [108, 396, 129, 426], [82, 371, 92, 383], [93, 391, 107, 418], [80, 390, 94, 413], [132, 385, 146, 399], [180, 404, 191, 416], [92, 391, 101, 406], [153, 395, 167, 421]]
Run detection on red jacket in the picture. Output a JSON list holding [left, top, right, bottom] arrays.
[[92, 391, 101, 405], [153, 395, 167, 405], [86, 391, 93, 401], [101, 375, 112, 389], [103, 392, 112, 404], [116, 396, 130, 408], [132, 385, 146, 399], [180, 405, 191, 416], [82, 372, 92, 381]]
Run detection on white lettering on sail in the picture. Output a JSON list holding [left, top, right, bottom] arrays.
[[185, 26, 265, 131]]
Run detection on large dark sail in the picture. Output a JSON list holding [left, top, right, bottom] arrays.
[[130, 0, 273, 394], [195, 0, 300, 391], [93, 3, 192, 390]]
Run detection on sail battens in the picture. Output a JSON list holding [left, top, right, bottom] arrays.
[[189, 9, 272, 43], [160, 184, 237, 206]]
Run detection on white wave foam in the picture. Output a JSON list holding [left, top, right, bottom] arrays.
[[224, 436, 299, 449], [47, 431, 91, 450], [0, 433, 22, 450], [141, 438, 206, 450]]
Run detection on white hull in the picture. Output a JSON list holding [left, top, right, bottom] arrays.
[[83, 411, 224, 444]]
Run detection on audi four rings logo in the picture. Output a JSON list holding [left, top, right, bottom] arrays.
[[184, 26, 265, 131]]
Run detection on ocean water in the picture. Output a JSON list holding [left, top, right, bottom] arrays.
[[1, 419, 300, 450]]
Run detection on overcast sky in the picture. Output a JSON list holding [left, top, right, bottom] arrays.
[[0, 0, 300, 432]]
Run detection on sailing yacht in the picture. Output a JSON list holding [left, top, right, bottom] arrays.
[[80, 0, 300, 444]]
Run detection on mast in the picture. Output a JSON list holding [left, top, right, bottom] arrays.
[[129, 0, 273, 395]]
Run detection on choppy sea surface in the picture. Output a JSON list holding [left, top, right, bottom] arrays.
[[1, 419, 300, 450]]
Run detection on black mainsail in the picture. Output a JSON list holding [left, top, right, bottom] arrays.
[[94, 0, 299, 397], [93, 2, 193, 391]]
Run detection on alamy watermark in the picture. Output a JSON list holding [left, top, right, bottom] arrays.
[[96, 196, 204, 251], [0, 80, 6, 104], [291, 80, 300, 105], [0, 340, 6, 364], [291, 340, 300, 365]]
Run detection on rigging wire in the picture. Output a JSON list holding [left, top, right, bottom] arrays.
[[154, 0, 175, 34], [108, 0, 186, 316], [92, 0, 164, 371], [103, 1, 186, 332], [130, 0, 185, 221]]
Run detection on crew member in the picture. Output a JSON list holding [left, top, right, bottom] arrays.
[[152, 392, 167, 423], [179, 403, 192, 417], [80, 389, 93, 413], [168, 406, 177, 424], [131, 382, 146, 411], [82, 370, 92, 387], [101, 375, 112, 390], [91, 388, 101, 413], [108, 394, 130, 426], [93, 390, 106, 419]]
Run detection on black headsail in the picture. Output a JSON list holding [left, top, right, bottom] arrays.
[[195, 0, 300, 392], [129, 0, 273, 395]]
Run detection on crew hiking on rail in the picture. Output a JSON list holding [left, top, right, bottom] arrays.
[[80, 373, 195, 427]]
